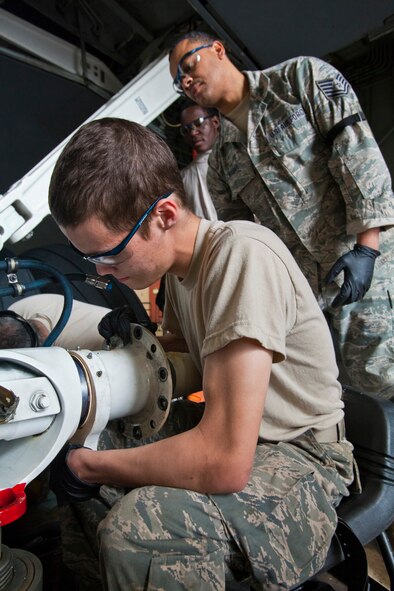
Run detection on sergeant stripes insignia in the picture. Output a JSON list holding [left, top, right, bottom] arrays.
[[316, 73, 349, 100]]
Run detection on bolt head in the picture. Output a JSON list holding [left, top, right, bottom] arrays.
[[30, 392, 50, 412]]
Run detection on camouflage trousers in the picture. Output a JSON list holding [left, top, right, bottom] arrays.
[[328, 283, 393, 400], [59, 400, 205, 591], [326, 232, 393, 400], [306, 229, 394, 400], [60, 411, 354, 590]]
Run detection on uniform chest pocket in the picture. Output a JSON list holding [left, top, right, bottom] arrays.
[[222, 142, 259, 197], [260, 108, 330, 202]]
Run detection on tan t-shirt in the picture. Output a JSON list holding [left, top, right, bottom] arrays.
[[226, 92, 250, 134], [163, 219, 344, 441], [10, 294, 108, 350]]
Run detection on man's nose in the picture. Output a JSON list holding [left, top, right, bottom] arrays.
[[182, 73, 193, 92], [95, 263, 113, 276]]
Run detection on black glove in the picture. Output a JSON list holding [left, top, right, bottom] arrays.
[[49, 444, 100, 506], [98, 305, 157, 346], [326, 243, 380, 308]]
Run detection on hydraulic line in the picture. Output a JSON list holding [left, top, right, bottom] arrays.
[[0, 258, 73, 346], [0, 258, 112, 347]]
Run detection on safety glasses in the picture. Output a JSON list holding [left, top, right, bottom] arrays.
[[69, 191, 172, 265], [180, 114, 214, 136], [173, 44, 213, 93]]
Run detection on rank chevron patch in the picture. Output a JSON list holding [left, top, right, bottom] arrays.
[[316, 73, 349, 100]]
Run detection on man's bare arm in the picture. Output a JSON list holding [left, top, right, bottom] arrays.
[[68, 338, 272, 494]]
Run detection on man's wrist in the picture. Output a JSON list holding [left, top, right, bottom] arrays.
[[67, 446, 96, 483], [356, 226, 380, 250]]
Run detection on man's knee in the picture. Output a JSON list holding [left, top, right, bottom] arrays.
[[98, 487, 147, 554], [99, 485, 224, 551], [98, 486, 230, 590]]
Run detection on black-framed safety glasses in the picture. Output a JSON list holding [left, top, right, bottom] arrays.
[[0, 310, 40, 347], [173, 44, 213, 93], [180, 114, 214, 136], [69, 191, 172, 265]]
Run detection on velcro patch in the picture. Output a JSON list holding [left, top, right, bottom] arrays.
[[316, 73, 349, 100]]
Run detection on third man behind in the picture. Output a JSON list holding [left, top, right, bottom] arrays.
[[179, 99, 219, 221], [156, 100, 220, 313]]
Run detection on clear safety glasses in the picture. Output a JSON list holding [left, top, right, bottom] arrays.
[[173, 44, 213, 93], [69, 192, 172, 265]]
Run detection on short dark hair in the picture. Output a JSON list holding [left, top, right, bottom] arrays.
[[0, 313, 39, 348], [49, 118, 187, 237], [168, 31, 218, 58]]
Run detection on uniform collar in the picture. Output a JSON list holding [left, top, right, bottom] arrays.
[[245, 70, 269, 135], [218, 70, 269, 145]]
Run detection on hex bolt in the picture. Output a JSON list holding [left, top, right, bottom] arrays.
[[7, 273, 18, 284], [150, 420, 156, 429], [96, 370, 102, 377], [133, 326, 143, 340], [158, 395, 168, 411], [30, 392, 50, 412], [150, 344, 157, 353], [158, 367, 168, 382], [87, 352, 93, 359]]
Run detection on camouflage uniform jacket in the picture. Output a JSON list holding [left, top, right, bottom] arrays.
[[207, 56, 394, 275]]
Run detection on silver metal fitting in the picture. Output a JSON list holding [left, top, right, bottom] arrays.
[[29, 391, 50, 412], [85, 275, 112, 290]]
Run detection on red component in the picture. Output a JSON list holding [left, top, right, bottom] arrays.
[[0, 484, 27, 526]]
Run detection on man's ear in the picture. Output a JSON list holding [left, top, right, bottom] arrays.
[[212, 40, 226, 60], [154, 196, 179, 229], [212, 115, 220, 131]]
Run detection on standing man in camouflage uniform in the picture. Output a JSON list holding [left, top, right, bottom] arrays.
[[169, 32, 394, 399], [48, 117, 356, 590]]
